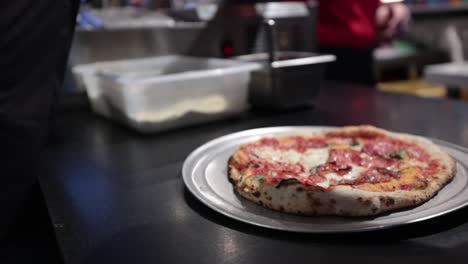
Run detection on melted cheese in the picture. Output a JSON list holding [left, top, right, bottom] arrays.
[[251, 147, 329, 169], [350, 143, 364, 152], [303, 148, 330, 168], [406, 159, 428, 168], [316, 166, 367, 188], [330, 166, 367, 181], [252, 146, 371, 188]]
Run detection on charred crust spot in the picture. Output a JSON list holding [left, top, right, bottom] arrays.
[[258, 200, 263, 206], [291, 194, 297, 198], [279, 206, 285, 212], [311, 210, 317, 215], [296, 187, 304, 192], [421, 179, 429, 188], [338, 209, 349, 216], [363, 199, 372, 206], [341, 211, 350, 216], [307, 192, 314, 198], [357, 197, 363, 202], [386, 198, 395, 206], [227, 156, 236, 184], [263, 192, 268, 195], [252, 191, 261, 198], [371, 207, 378, 213], [311, 197, 323, 207], [227, 156, 234, 169], [330, 199, 337, 204], [265, 196, 272, 201], [379, 197, 385, 203]]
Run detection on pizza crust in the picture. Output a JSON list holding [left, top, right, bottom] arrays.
[[228, 126, 456, 217]]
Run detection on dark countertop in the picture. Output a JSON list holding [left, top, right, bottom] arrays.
[[41, 83, 468, 264]]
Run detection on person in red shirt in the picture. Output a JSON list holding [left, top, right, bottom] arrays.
[[315, 0, 410, 84]]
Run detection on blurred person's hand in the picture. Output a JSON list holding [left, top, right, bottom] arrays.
[[376, 3, 410, 43]]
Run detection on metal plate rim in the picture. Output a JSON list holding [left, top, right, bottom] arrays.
[[183, 126, 468, 233]]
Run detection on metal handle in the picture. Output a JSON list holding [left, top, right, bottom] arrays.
[[263, 19, 276, 69]]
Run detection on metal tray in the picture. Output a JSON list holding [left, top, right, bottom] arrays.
[[236, 52, 335, 109], [182, 126, 468, 233]]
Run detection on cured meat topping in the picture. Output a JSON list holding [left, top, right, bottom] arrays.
[[238, 132, 440, 190]]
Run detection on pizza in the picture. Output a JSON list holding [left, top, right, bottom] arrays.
[[228, 126, 456, 216]]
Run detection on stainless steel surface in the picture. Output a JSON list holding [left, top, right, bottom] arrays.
[[264, 19, 276, 67], [69, 26, 203, 65], [238, 52, 336, 69], [170, 4, 219, 22], [272, 54, 335, 68], [255, 2, 310, 19], [235, 52, 335, 109], [408, 11, 468, 59], [79, 7, 176, 29], [183, 126, 468, 233], [188, 2, 317, 58], [68, 7, 205, 92], [424, 62, 468, 88], [235, 52, 333, 65]]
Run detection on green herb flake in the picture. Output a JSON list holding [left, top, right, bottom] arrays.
[[309, 167, 318, 174], [389, 150, 408, 160], [252, 175, 266, 183], [350, 141, 360, 147], [276, 178, 300, 188]]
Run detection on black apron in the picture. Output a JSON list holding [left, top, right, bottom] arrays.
[[0, 1, 79, 235], [319, 46, 377, 86]]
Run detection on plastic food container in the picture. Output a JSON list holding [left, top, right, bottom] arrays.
[[73, 55, 261, 133]]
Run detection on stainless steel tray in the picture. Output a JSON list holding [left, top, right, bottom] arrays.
[[182, 126, 468, 233], [236, 52, 335, 109]]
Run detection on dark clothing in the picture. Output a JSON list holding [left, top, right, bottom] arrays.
[[313, 0, 379, 85], [288, 0, 379, 85], [0, 1, 79, 236], [319, 47, 376, 85]]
